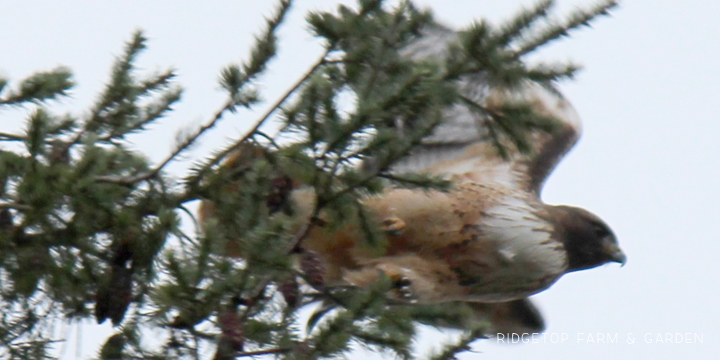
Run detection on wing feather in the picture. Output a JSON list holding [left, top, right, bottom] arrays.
[[393, 26, 582, 196]]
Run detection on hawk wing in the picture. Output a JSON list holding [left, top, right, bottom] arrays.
[[392, 26, 582, 196], [400, 81, 581, 195]]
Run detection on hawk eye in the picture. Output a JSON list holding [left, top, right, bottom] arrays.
[[591, 222, 609, 238]]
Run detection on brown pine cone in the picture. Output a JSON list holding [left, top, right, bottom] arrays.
[[95, 264, 133, 326], [218, 308, 244, 351], [267, 174, 294, 215], [300, 250, 325, 290], [278, 277, 300, 308]]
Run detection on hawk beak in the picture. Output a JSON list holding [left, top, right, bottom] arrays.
[[603, 238, 626, 267]]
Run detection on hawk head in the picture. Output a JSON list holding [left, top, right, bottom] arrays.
[[549, 205, 626, 272]]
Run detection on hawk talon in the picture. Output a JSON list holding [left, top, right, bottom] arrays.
[[392, 276, 417, 302], [394, 276, 412, 289]]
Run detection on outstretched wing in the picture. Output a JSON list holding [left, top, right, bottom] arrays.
[[393, 26, 582, 196]]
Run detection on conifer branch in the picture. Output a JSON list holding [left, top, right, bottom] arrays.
[[492, 0, 554, 47], [239, 52, 331, 145], [183, 49, 333, 191], [426, 329, 486, 360], [235, 347, 291, 357], [514, 0, 618, 57], [0, 67, 74, 105], [96, 82, 183, 143], [97, 1, 295, 186], [0, 132, 24, 141], [0, 202, 32, 211]]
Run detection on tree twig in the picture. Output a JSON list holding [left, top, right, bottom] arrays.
[[186, 48, 334, 190], [0, 202, 32, 211], [236, 347, 291, 358], [0, 132, 25, 142]]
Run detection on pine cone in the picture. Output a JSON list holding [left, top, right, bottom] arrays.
[[48, 140, 70, 165], [266, 174, 294, 214], [294, 341, 311, 358], [111, 236, 134, 267], [99, 333, 126, 360], [95, 264, 133, 326], [0, 209, 13, 230], [213, 336, 235, 360], [278, 277, 300, 308], [300, 250, 325, 290], [218, 308, 244, 351]]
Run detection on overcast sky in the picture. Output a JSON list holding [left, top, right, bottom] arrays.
[[1, 1, 718, 359]]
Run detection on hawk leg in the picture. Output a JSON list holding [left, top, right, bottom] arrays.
[[342, 254, 467, 303]]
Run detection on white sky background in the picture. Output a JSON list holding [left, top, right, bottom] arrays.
[[1, 0, 719, 359]]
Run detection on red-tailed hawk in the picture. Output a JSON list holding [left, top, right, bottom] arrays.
[[201, 25, 625, 335], [290, 27, 625, 302]]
